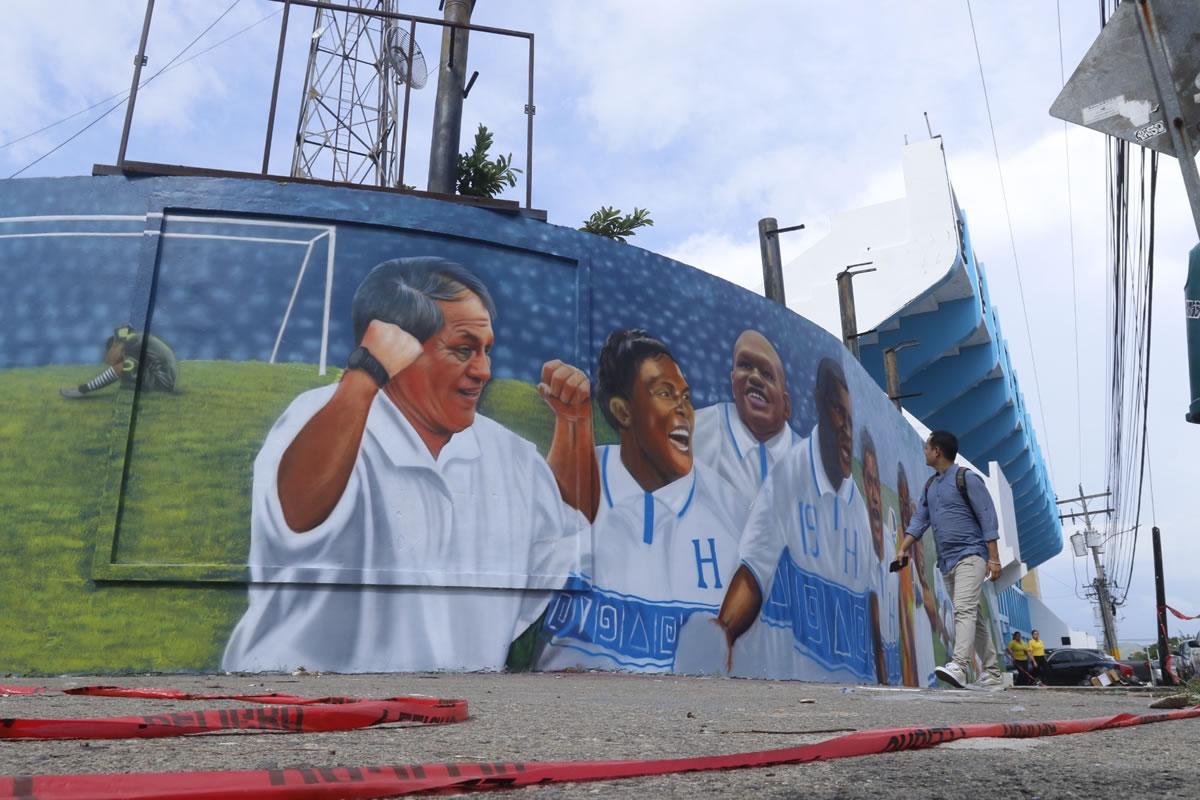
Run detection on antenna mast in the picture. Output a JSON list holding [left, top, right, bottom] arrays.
[[291, 0, 411, 187]]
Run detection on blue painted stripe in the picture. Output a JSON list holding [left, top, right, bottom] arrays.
[[643, 492, 654, 545], [723, 403, 742, 459], [677, 473, 696, 518], [759, 548, 874, 681], [601, 445, 613, 508], [541, 588, 718, 669], [808, 435, 820, 487]]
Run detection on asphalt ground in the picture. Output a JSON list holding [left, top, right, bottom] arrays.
[[0, 672, 1195, 799]]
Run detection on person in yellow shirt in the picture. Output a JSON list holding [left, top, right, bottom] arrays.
[[1028, 629, 1047, 679], [1007, 631, 1034, 685]]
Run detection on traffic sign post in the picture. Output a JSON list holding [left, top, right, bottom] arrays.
[[1051, 0, 1200, 421]]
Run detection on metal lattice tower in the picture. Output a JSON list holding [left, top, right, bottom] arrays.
[[291, 1, 420, 187]]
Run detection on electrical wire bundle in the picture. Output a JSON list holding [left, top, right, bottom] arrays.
[[1100, 130, 1157, 609]]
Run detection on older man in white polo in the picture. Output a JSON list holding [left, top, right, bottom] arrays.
[[223, 256, 597, 673]]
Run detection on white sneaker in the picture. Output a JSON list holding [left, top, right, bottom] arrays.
[[974, 672, 1005, 690], [935, 662, 967, 688]]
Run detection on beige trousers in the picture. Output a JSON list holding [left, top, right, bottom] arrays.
[[943, 555, 1000, 676]]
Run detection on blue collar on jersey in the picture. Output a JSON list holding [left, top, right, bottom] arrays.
[[722, 402, 798, 484], [808, 429, 856, 505], [600, 445, 697, 545]]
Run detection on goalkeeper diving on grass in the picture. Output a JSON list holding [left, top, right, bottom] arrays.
[[59, 325, 178, 398]]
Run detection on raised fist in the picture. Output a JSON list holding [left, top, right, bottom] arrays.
[[360, 320, 423, 379], [538, 360, 591, 421]]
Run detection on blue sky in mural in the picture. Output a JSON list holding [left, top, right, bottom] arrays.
[[2, 0, 1198, 640]]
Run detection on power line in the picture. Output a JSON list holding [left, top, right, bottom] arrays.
[[1056, 0, 1084, 483], [1114, 150, 1156, 605], [7, 0, 250, 178], [964, 0, 1056, 483], [0, 7, 280, 152]]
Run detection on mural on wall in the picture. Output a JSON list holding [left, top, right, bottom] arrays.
[[0, 176, 1005, 679], [222, 257, 592, 673]]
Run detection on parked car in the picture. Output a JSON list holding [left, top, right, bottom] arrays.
[[1038, 647, 1135, 686], [1177, 640, 1200, 679], [1170, 650, 1195, 682], [1119, 657, 1158, 685]]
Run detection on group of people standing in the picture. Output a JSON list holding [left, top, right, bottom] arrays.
[[1007, 629, 1047, 685]]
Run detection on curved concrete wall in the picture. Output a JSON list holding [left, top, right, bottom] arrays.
[[0, 174, 1007, 682]]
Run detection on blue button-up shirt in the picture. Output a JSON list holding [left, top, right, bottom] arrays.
[[905, 467, 999, 574]]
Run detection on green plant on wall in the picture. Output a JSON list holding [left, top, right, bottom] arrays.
[[580, 206, 654, 243], [456, 124, 521, 199]]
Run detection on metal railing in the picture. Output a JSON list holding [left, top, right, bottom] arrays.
[[115, 0, 538, 209]]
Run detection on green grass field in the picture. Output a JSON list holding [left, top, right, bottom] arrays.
[[0, 361, 585, 674]]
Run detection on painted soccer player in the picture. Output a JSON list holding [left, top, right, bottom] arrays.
[[896, 463, 920, 687], [693, 330, 798, 501], [223, 256, 597, 674], [715, 357, 874, 681], [59, 325, 177, 398], [537, 329, 748, 673], [862, 430, 900, 685]]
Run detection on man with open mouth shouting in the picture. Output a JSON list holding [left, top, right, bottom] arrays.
[[693, 330, 799, 503], [714, 356, 875, 682], [537, 328, 748, 674]]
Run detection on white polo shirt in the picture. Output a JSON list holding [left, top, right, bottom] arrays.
[[693, 401, 799, 503], [873, 515, 901, 685], [731, 425, 876, 682], [536, 445, 748, 673], [221, 383, 586, 674]]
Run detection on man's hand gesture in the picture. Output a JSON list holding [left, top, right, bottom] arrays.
[[538, 360, 591, 421], [361, 320, 423, 380]]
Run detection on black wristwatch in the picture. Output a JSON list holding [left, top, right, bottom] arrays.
[[347, 346, 390, 388]]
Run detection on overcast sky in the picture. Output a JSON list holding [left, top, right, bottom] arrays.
[[2, 0, 1196, 644]]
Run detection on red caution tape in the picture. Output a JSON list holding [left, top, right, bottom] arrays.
[[0, 686, 466, 740], [0, 705, 1197, 799], [1166, 604, 1200, 621]]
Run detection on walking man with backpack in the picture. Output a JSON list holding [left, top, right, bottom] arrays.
[[891, 430, 1003, 689]]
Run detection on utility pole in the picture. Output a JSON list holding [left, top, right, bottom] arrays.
[[836, 262, 876, 361], [1058, 486, 1119, 657], [1151, 526, 1174, 685], [428, 0, 473, 194], [883, 340, 919, 410], [756, 218, 805, 307]]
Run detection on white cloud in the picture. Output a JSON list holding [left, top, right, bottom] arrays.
[[662, 230, 761, 290]]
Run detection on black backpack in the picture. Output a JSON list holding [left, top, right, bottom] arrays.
[[923, 466, 982, 528]]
